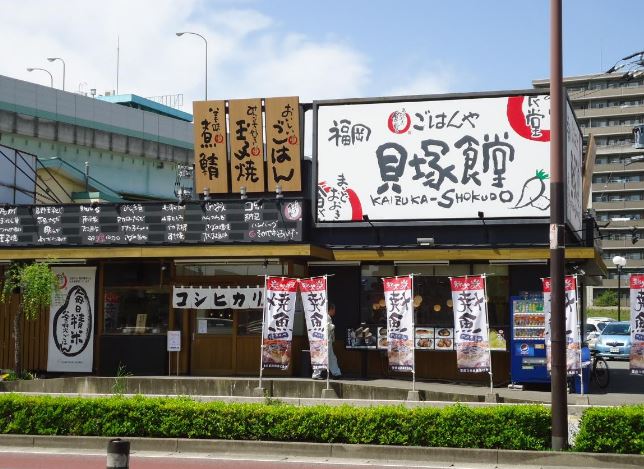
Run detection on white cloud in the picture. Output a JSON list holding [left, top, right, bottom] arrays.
[[386, 66, 457, 97], [0, 0, 370, 110]]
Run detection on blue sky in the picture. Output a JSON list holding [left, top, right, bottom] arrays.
[[0, 0, 641, 106]]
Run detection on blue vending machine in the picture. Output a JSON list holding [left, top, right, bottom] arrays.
[[510, 294, 550, 384]]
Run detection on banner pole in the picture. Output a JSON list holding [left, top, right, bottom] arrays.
[[575, 274, 583, 396], [168, 352, 171, 377], [325, 276, 331, 390], [258, 275, 267, 390], [411, 274, 416, 392], [483, 274, 494, 395], [176, 351, 179, 377]]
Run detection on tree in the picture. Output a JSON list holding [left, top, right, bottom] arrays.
[[1, 261, 59, 375], [594, 289, 618, 307]]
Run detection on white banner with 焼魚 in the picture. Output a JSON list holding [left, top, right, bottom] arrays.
[[261, 277, 298, 370]]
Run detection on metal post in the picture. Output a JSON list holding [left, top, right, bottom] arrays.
[[411, 274, 416, 392], [483, 274, 494, 395], [106, 438, 129, 469], [617, 266, 622, 322], [549, 0, 568, 451], [258, 275, 267, 390]]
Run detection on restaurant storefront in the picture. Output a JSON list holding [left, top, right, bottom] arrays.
[[0, 89, 606, 384]]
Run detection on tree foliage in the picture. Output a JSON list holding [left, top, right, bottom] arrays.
[[1, 261, 59, 320], [594, 289, 618, 307]]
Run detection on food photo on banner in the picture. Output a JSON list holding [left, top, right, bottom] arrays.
[[449, 275, 490, 373], [47, 267, 96, 373], [630, 275, 644, 375], [261, 277, 298, 370], [299, 276, 329, 371], [382, 275, 414, 373], [541, 275, 581, 375]]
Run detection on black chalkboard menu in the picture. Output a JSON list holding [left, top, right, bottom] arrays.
[[0, 198, 304, 247]]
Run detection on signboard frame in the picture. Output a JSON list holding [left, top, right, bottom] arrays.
[[312, 89, 581, 235]]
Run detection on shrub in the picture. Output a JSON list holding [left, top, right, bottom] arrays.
[[593, 290, 618, 307], [575, 406, 644, 454], [0, 394, 551, 450]]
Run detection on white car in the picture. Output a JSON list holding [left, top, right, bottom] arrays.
[[586, 317, 613, 348]]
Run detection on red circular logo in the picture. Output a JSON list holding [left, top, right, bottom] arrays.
[[214, 134, 224, 144], [506, 96, 550, 142], [288, 135, 298, 145], [387, 111, 411, 134], [251, 147, 261, 156]]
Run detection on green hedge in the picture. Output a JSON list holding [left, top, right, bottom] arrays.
[[575, 405, 644, 454], [0, 394, 551, 450]]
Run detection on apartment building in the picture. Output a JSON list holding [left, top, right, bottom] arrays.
[[534, 72, 644, 305]]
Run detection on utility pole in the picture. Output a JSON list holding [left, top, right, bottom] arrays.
[[549, 0, 568, 451]]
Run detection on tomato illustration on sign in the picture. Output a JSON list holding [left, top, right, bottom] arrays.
[[506, 96, 550, 142], [288, 135, 298, 145], [214, 134, 224, 144], [251, 147, 261, 156], [387, 110, 411, 134]]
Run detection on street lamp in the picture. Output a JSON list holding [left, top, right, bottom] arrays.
[[26, 67, 53, 87], [176, 31, 208, 100], [612, 255, 627, 321], [46, 57, 66, 91]]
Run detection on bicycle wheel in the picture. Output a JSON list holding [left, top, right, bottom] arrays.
[[594, 357, 610, 389]]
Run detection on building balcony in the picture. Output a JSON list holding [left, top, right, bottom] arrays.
[[583, 125, 637, 137], [592, 200, 644, 211], [594, 145, 644, 156], [600, 239, 642, 249], [574, 104, 644, 119], [592, 182, 644, 192], [599, 219, 644, 229], [598, 278, 633, 288], [594, 162, 644, 173], [568, 85, 644, 101], [600, 258, 644, 269]]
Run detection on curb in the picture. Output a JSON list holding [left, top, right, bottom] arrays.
[[0, 435, 641, 468]]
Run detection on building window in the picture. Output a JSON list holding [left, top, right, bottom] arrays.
[[104, 287, 169, 334]]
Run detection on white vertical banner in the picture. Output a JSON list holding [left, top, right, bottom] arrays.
[[629, 274, 644, 375], [542, 277, 552, 371], [299, 276, 329, 371], [450, 275, 490, 373], [564, 275, 581, 376], [383, 275, 414, 372], [543, 275, 581, 375], [262, 277, 298, 370], [47, 266, 96, 372]]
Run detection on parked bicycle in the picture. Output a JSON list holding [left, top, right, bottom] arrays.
[[590, 350, 610, 389]]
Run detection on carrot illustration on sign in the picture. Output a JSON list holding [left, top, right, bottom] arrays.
[[512, 169, 550, 210]]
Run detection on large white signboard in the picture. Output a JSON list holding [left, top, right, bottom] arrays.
[[47, 267, 96, 372], [316, 94, 560, 222]]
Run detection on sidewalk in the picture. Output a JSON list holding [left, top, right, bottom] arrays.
[[0, 435, 642, 469]]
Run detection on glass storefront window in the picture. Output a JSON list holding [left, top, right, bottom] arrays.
[[359, 263, 510, 328], [237, 310, 263, 335], [196, 310, 233, 335], [104, 287, 169, 334], [175, 262, 285, 277]]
